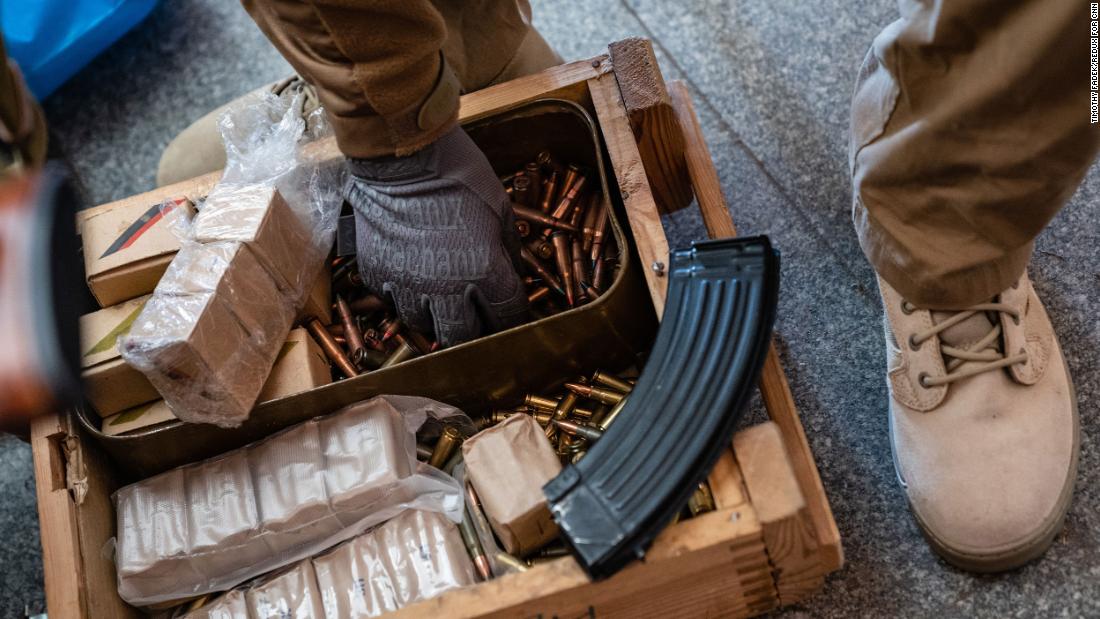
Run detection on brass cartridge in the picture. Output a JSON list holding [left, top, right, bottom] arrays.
[[552, 418, 604, 442], [306, 318, 359, 378], [379, 337, 418, 368], [550, 232, 575, 307], [527, 286, 551, 304], [428, 426, 462, 469], [564, 382, 625, 406], [591, 370, 634, 394], [512, 204, 579, 233], [524, 394, 559, 412], [520, 247, 565, 295]]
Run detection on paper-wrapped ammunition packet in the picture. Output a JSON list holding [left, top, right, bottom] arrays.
[[462, 414, 562, 555]]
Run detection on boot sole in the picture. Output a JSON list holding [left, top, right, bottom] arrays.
[[898, 345, 1081, 573]]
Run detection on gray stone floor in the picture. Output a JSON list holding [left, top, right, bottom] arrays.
[[5, 0, 1097, 616]]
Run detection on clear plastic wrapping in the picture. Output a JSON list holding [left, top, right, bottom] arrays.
[[245, 560, 325, 619], [113, 396, 467, 607], [313, 510, 476, 618], [180, 510, 475, 619], [119, 92, 344, 428]]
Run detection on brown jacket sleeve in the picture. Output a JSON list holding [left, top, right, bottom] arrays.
[[241, 0, 462, 158]]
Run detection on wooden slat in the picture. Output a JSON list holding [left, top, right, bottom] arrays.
[[587, 73, 670, 313], [734, 423, 824, 605], [668, 79, 843, 573], [32, 412, 141, 619], [608, 38, 693, 215], [32, 413, 85, 618], [394, 504, 770, 618], [590, 64, 747, 521], [708, 447, 750, 509]]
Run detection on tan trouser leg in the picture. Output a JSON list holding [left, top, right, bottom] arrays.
[[851, 0, 1100, 307], [158, 4, 560, 186]]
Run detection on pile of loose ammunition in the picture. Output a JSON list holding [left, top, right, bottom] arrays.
[[304, 151, 618, 381], [305, 270, 436, 379], [408, 368, 716, 575], [481, 369, 636, 465], [504, 151, 619, 315]]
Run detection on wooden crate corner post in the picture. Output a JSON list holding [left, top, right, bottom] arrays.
[[607, 37, 694, 216]]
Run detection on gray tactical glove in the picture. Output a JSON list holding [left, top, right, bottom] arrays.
[[347, 125, 528, 348]]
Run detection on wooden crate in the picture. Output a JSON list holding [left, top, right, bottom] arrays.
[[33, 38, 842, 618]]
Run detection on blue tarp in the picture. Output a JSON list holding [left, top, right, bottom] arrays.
[[1, 0, 158, 99]]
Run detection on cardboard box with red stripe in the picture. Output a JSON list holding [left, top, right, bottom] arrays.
[[81, 197, 195, 307]]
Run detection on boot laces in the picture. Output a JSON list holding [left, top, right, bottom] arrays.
[[904, 300, 1029, 388]]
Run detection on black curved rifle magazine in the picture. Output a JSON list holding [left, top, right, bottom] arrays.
[[543, 235, 780, 580]]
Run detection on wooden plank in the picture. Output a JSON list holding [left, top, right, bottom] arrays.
[[394, 505, 770, 619], [33, 412, 141, 619], [708, 447, 749, 509], [590, 67, 753, 547], [668, 79, 843, 573], [32, 412, 85, 618], [608, 38, 693, 215], [734, 423, 824, 606], [77, 57, 610, 228], [587, 73, 670, 314]]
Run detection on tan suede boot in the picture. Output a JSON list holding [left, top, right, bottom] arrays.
[[879, 271, 1078, 572]]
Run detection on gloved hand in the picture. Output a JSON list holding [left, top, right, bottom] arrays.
[[347, 125, 528, 348]]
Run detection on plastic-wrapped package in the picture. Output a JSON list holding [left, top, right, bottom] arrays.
[[245, 560, 325, 619], [462, 414, 562, 556], [123, 241, 293, 427], [311, 510, 476, 618], [179, 589, 249, 619], [113, 396, 467, 607], [191, 186, 313, 296], [374, 509, 478, 606], [312, 529, 398, 618], [119, 92, 344, 428]]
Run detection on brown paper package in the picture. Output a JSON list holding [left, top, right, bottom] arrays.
[[462, 414, 562, 556], [131, 240, 293, 426], [191, 186, 312, 295]]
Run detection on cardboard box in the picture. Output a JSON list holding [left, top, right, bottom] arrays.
[[82, 197, 195, 307], [257, 327, 332, 401], [159, 241, 295, 343], [191, 186, 312, 296], [462, 414, 562, 556], [125, 238, 298, 427], [299, 264, 332, 325], [100, 400, 176, 436], [80, 295, 160, 417], [124, 292, 264, 427], [102, 328, 332, 436]]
